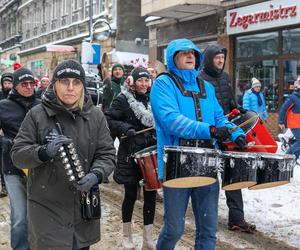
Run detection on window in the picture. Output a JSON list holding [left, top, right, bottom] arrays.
[[283, 28, 300, 54], [62, 0, 68, 15], [51, 0, 58, 20], [283, 60, 300, 99], [236, 32, 279, 58]]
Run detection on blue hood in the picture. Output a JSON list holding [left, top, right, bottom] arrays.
[[166, 38, 203, 82]]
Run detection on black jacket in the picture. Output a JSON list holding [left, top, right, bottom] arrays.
[[105, 89, 156, 185], [201, 44, 237, 114], [0, 88, 39, 176]]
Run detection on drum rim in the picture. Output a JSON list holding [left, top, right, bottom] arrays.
[[221, 151, 258, 159], [259, 153, 296, 160], [164, 146, 219, 154], [134, 145, 157, 158]]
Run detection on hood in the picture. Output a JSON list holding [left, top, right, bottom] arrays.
[[202, 44, 227, 77], [42, 82, 94, 118], [166, 39, 203, 82]]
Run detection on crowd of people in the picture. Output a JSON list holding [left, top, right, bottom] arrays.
[[0, 37, 298, 250]]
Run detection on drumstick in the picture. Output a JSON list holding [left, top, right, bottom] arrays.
[[120, 127, 154, 140], [230, 115, 260, 133]]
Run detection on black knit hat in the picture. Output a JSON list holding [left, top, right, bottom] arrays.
[[13, 68, 35, 86], [52, 59, 85, 84], [1, 72, 13, 85], [131, 67, 150, 83]]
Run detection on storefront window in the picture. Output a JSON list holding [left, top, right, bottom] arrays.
[[283, 28, 300, 54], [236, 32, 279, 58], [283, 60, 300, 98], [235, 60, 278, 111]]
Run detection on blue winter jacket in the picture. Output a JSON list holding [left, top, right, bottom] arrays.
[[150, 39, 245, 180], [278, 91, 300, 139], [243, 89, 268, 120]]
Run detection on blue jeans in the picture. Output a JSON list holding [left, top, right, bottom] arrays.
[[157, 181, 219, 250], [4, 174, 28, 250]]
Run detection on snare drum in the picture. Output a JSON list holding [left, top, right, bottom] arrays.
[[223, 110, 277, 153], [134, 145, 162, 191], [221, 151, 258, 191], [163, 146, 221, 188], [248, 153, 295, 190]]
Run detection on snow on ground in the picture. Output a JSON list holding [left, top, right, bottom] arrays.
[[218, 143, 300, 248]]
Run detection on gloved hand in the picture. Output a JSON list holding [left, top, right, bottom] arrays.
[[38, 135, 73, 162], [237, 107, 247, 114], [234, 136, 248, 150], [126, 128, 136, 138], [76, 173, 100, 192], [210, 126, 231, 142]]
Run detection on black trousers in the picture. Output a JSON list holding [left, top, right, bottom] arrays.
[[225, 189, 244, 224], [122, 183, 156, 225]]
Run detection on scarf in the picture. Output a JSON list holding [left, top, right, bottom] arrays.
[[251, 89, 262, 106], [121, 87, 154, 127], [8, 88, 36, 112]]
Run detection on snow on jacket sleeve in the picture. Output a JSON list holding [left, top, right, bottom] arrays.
[[151, 77, 211, 140]]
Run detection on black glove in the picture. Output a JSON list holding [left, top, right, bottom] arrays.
[[76, 173, 100, 192], [38, 135, 73, 162], [210, 126, 231, 142], [126, 128, 136, 138], [237, 107, 247, 114], [234, 136, 248, 150]]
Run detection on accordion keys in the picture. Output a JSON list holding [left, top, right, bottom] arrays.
[[64, 163, 71, 169], [58, 146, 64, 153], [60, 151, 67, 158], [69, 175, 76, 182], [62, 157, 69, 164], [66, 169, 73, 176]]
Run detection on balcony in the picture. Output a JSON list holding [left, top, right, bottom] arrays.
[[141, 0, 222, 19]]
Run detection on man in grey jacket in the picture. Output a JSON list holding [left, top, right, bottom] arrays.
[[11, 60, 116, 249]]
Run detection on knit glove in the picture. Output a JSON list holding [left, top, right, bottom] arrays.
[[76, 173, 101, 192], [234, 136, 248, 150], [38, 135, 73, 162], [210, 126, 231, 142]]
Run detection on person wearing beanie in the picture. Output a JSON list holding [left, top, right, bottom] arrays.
[[102, 63, 125, 111], [243, 77, 268, 121], [105, 67, 157, 249], [10, 59, 116, 249], [0, 67, 39, 250], [279, 75, 300, 160], [201, 43, 255, 234], [36, 75, 50, 99], [150, 38, 245, 249]]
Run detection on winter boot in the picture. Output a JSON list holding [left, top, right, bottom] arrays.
[[122, 222, 135, 249], [142, 224, 155, 250], [0, 182, 7, 198]]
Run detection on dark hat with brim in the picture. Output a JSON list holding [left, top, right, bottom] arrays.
[[13, 68, 35, 87]]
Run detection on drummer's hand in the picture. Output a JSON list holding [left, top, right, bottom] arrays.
[[210, 126, 231, 142], [234, 136, 247, 150], [126, 129, 136, 138], [237, 107, 247, 114], [279, 124, 285, 130]]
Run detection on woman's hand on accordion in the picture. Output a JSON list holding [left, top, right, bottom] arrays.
[[38, 135, 73, 162], [76, 173, 100, 192]]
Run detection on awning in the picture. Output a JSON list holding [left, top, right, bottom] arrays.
[[46, 44, 76, 52], [111, 51, 149, 67]]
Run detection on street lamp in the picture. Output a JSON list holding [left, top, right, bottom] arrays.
[[91, 18, 114, 42]]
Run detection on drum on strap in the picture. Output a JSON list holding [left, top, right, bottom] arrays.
[[248, 153, 295, 190], [163, 146, 221, 188], [134, 145, 162, 191], [221, 151, 258, 191], [223, 110, 277, 153]]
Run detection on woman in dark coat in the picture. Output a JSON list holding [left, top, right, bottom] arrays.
[[11, 60, 116, 250], [105, 67, 156, 250]]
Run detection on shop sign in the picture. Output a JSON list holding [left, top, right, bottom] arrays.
[[227, 0, 300, 35]]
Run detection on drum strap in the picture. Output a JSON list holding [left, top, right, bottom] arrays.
[[157, 72, 206, 121]]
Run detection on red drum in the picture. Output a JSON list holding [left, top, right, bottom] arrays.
[[134, 146, 162, 191], [221, 151, 258, 191], [163, 146, 220, 188], [223, 110, 277, 153], [248, 153, 295, 190]]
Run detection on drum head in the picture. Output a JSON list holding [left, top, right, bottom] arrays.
[[248, 180, 289, 190], [163, 176, 216, 188], [222, 181, 257, 191], [229, 110, 258, 134]]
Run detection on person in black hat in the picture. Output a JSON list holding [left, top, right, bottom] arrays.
[[102, 63, 125, 111], [11, 59, 116, 250], [0, 67, 39, 250], [105, 67, 157, 249], [0, 72, 13, 198]]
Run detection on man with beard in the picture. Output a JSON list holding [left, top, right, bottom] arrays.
[[0, 73, 13, 197], [201, 43, 256, 233], [0, 68, 39, 249]]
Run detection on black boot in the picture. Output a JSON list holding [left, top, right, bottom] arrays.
[[228, 220, 256, 233], [0, 184, 8, 198]]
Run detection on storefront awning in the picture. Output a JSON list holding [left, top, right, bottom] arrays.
[[111, 51, 149, 67], [46, 44, 76, 52]]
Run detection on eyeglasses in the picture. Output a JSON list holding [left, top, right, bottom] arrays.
[[177, 50, 195, 56], [20, 81, 35, 88], [58, 78, 83, 87]]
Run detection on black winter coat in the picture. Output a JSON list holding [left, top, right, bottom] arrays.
[[0, 89, 39, 176], [201, 44, 237, 114], [105, 89, 156, 185]]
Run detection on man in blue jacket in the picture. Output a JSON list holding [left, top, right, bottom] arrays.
[[150, 38, 247, 250]]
